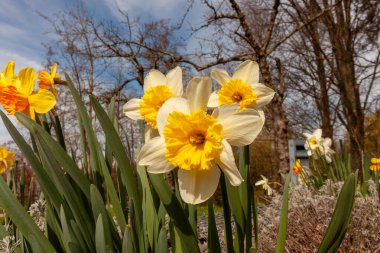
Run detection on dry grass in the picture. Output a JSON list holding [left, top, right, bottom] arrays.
[[258, 180, 380, 252]]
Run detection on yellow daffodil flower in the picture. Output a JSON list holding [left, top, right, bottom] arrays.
[[0, 147, 15, 174], [292, 159, 303, 175], [137, 76, 264, 204], [255, 175, 273, 196], [0, 63, 56, 121], [370, 157, 380, 171], [208, 60, 275, 111], [123, 67, 183, 139], [39, 63, 60, 97]]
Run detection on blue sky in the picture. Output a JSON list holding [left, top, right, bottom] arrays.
[[0, 0, 202, 143]]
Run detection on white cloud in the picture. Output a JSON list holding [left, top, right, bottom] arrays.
[[104, 0, 185, 20]]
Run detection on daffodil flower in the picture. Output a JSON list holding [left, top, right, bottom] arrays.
[[0, 147, 15, 174], [39, 63, 60, 97], [123, 67, 183, 137], [292, 159, 303, 175], [138, 76, 264, 204], [303, 129, 323, 155], [303, 129, 334, 163], [0, 64, 56, 121], [320, 137, 335, 163], [255, 175, 273, 196], [370, 157, 380, 171], [208, 60, 275, 111]]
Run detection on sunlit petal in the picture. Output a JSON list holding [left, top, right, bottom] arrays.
[[178, 164, 220, 204], [232, 60, 259, 84], [123, 98, 143, 120], [185, 76, 212, 113], [216, 140, 243, 186]]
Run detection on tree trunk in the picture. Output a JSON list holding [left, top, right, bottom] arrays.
[[260, 57, 290, 178]]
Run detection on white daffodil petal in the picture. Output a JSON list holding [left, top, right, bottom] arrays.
[[166, 66, 183, 96], [156, 97, 190, 136], [123, 99, 143, 120], [213, 106, 264, 146], [211, 68, 231, 85], [186, 76, 212, 113], [207, 91, 219, 108], [216, 140, 243, 186], [232, 60, 260, 84], [249, 83, 275, 109], [144, 127, 159, 142], [255, 180, 266, 186], [323, 137, 332, 147], [313, 129, 322, 139], [137, 137, 175, 173], [177, 165, 220, 204], [144, 70, 167, 92]]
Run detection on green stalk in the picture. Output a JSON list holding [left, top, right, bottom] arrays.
[[220, 174, 234, 253]]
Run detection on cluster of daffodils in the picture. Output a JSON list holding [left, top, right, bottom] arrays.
[[124, 60, 275, 204], [370, 157, 380, 172], [0, 61, 59, 121], [303, 129, 334, 163], [0, 146, 15, 174]]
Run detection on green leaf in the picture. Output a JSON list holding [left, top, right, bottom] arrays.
[[95, 215, 113, 253], [275, 173, 291, 253], [0, 111, 63, 211], [207, 200, 221, 253], [89, 95, 142, 228], [156, 227, 168, 253], [220, 174, 234, 253], [122, 227, 135, 253], [317, 173, 356, 253], [0, 177, 56, 252], [149, 174, 200, 253]]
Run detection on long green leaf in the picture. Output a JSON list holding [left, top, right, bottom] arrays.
[[207, 200, 221, 253], [275, 173, 291, 253], [0, 111, 63, 211], [317, 173, 356, 253], [0, 177, 56, 252], [149, 174, 200, 253]]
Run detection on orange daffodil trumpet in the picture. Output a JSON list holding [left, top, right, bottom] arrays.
[[0, 146, 15, 174], [207, 60, 275, 112], [39, 63, 60, 97], [292, 159, 303, 175], [370, 157, 380, 171], [123, 67, 183, 138], [137, 77, 264, 204], [0, 61, 57, 121]]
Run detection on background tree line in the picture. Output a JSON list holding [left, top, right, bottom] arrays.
[[40, 0, 380, 180]]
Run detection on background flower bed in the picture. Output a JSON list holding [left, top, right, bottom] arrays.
[[258, 180, 380, 252]]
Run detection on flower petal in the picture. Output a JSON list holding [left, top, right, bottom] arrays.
[[313, 129, 322, 139], [213, 105, 264, 146], [177, 164, 220, 204], [216, 140, 243, 186], [137, 137, 175, 173], [17, 68, 37, 96], [211, 68, 231, 85], [144, 70, 167, 92], [123, 98, 143, 120], [144, 126, 159, 142], [166, 66, 183, 96], [28, 89, 56, 114], [232, 60, 259, 84], [186, 76, 212, 113], [156, 97, 190, 136], [207, 91, 219, 108], [3, 61, 15, 79], [249, 83, 275, 108]]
